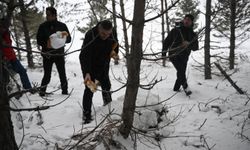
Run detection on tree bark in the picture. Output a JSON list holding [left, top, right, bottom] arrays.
[[164, 0, 170, 33], [112, 0, 119, 65], [229, 0, 236, 70], [12, 17, 21, 60], [0, 3, 18, 149], [119, 0, 145, 138], [19, 0, 34, 68], [161, 0, 166, 67], [204, 0, 212, 79], [119, 0, 130, 59], [0, 44, 18, 150]]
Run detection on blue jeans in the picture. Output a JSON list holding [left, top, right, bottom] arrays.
[[10, 60, 32, 89]]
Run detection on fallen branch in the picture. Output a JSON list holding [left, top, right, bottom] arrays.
[[198, 119, 207, 130], [214, 62, 244, 94], [68, 109, 114, 150]]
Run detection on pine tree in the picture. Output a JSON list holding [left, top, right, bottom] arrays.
[[11, 3, 44, 66], [213, 0, 250, 40], [214, 0, 250, 69]]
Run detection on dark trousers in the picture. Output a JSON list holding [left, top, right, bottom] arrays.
[[170, 55, 189, 90], [10, 59, 32, 89], [40, 56, 67, 93], [82, 71, 112, 116]]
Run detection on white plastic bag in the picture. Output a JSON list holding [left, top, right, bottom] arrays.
[[49, 31, 67, 49]]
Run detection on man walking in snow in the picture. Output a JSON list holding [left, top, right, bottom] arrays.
[[79, 20, 119, 124], [36, 6, 71, 96], [162, 14, 199, 96]]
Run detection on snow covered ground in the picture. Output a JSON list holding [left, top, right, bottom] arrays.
[[10, 45, 250, 149]]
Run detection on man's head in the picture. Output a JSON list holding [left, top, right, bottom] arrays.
[[183, 14, 194, 28], [46, 7, 57, 21], [98, 20, 113, 40]]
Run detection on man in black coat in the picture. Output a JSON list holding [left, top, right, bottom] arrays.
[[162, 14, 199, 96], [36, 7, 71, 96], [79, 20, 119, 124]]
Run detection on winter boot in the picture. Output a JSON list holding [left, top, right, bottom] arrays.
[[62, 90, 68, 95], [183, 86, 192, 96], [102, 92, 112, 106], [83, 111, 92, 124]]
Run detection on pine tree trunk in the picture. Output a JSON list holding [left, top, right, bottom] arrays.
[[164, 0, 170, 33], [229, 0, 236, 70], [0, 4, 18, 149], [0, 47, 18, 150], [112, 0, 119, 65], [12, 17, 22, 60], [20, 0, 34, 68], [119, 0, 145, 139], [204, 0, 212, 79], [119, 0, 130, 59], [161, 0, 166, 67]]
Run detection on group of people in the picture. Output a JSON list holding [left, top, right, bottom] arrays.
[[0, 6, 198, 124]]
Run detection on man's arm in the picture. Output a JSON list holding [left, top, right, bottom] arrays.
[[79, 30, 93, 75], [36, 24, 47, 48], [63, 24, 71, 43], [162, 29, 174, 57], [191, 32, 199, 51]]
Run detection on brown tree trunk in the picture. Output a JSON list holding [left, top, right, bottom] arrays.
[[229, 0, 236, 70], [119, 0, 145, 139], [161, 0, 166, 67], [112, 0, 119, 65], [12, 17, 21, 60], [0, 45, 18, 150], [119, 0, 130, 60], [0, 3, 18, 149], [204, 0, 212, 79], [164, 0, 170, 33], [19, 0, 34, 68]]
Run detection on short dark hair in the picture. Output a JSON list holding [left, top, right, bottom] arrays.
[[184, 14, 194, 22], [46, 7, 57, 16], [100, 20, 113, 30]]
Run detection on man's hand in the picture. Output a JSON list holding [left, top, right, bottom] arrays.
[[110, 42, 119, 61], [110, 50, 119, 60], [84, 73, 91, 84], [162, 57, 166, 67], [83, 73, 99, 92], [182, 41, 189, 48]]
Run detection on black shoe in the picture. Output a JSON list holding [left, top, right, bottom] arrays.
[[39, 91, 51, 97], [83, 112, 92, 124], [103, 93, 112, 106], [30, 90, 36, 94], [62, 90, 68, 95], [173, 88, 180, 92], [184, 87, 192, 96], [28, 88, 36, 94], [103, 100, 112, 106], [84, 117, 93, 124], [39, 92, 45, 97]]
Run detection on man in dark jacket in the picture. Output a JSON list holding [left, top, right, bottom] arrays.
[[79, 20, 119, 123], [36, 7, 71, 96], [162, 14, 199, 96]]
